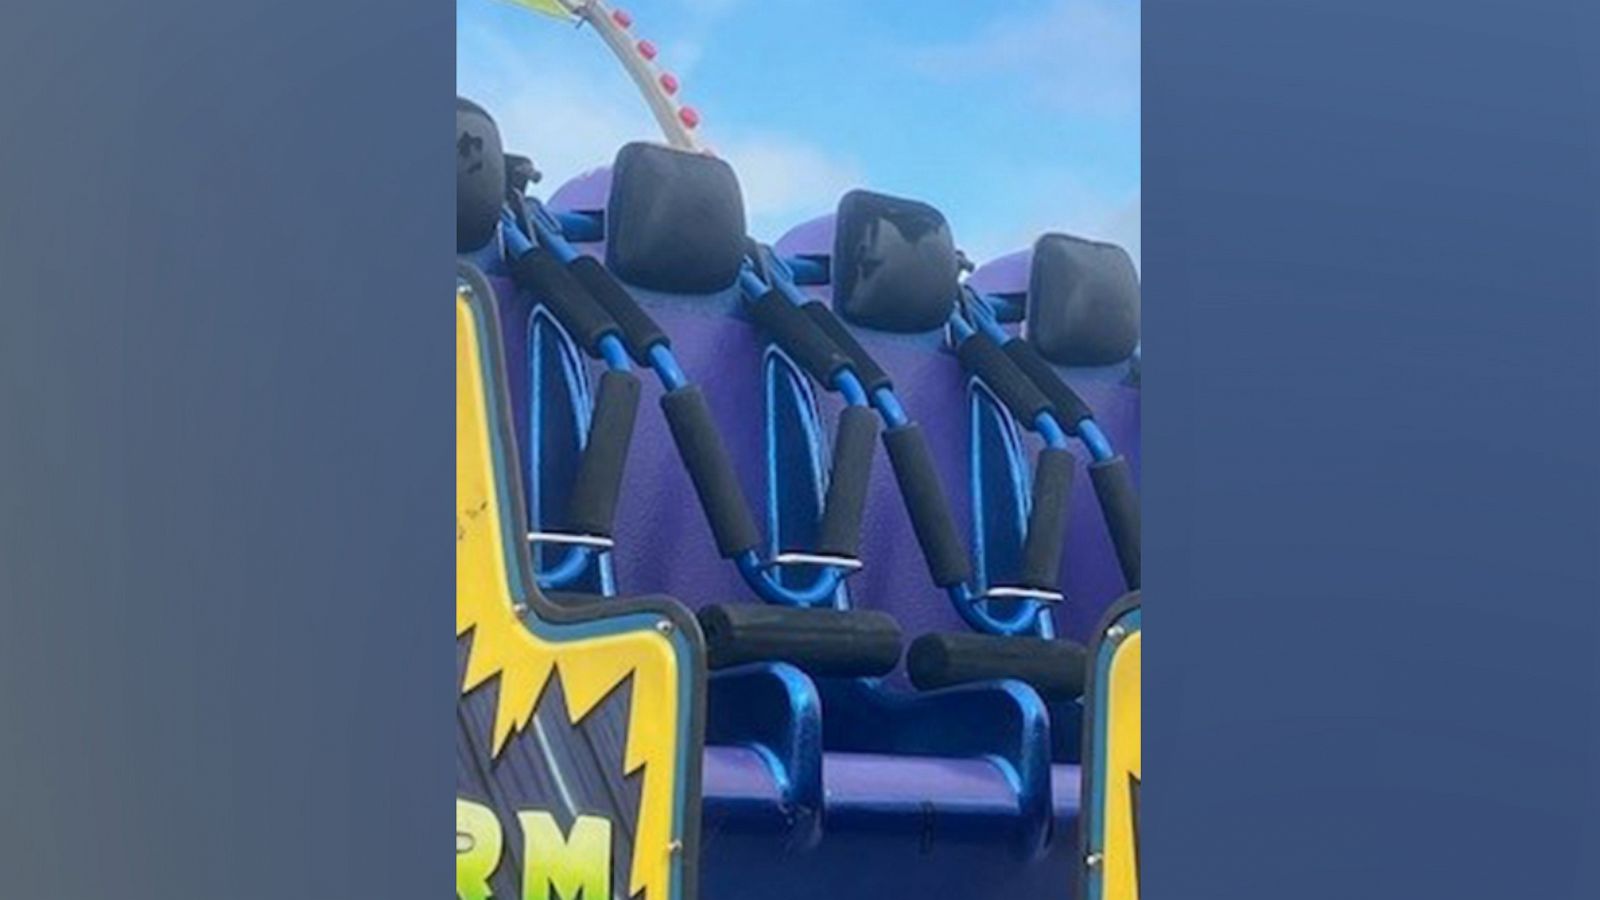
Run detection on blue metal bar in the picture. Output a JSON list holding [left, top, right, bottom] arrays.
[[526, 208, 861, 606], [947, 309, 977, 343], [500, 208, 535, 256], [527, 205, 582, 263], [537, 545, 594, 590], [832, 370, 868, 407], [1034, 412, 1070, 451], [947, 582, 1043, 636], [969, 299, 1011, 345], [1079, 419, 1115, 462], [737, 267, 768, 300], [648, 344, 688, 391], [597, 334, 632, 372], [555, 210, 604, 243], [957, 296, 1119, 458], [781, 255, 829, 285], [736, 550, 845, 607], [872, 387, 909, 429]]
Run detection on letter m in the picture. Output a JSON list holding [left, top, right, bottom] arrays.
[[519, 811, 612, 900]]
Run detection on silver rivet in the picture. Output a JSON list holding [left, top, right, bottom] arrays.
[[655, 620, 674, 635], [513, 603, 529, 616], [667, 839, 683, 854], [1086, 852, 1104, 869], [1106, 625, 1127, 641]]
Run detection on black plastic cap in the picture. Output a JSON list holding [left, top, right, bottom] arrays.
[[607, 142, 748, 294], [456, 97, 505, 253], [1027, 233, 1141, 366], [832, 190, 959, 333]]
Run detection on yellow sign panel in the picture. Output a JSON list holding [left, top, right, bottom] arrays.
[[455, 266, 703, 900], [1082, 597, 1141, 900]]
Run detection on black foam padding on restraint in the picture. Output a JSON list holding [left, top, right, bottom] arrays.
[[564, 370, 641, 538], [661, 385, 762, 558], [508, 249, 619, 358], [698, 604, 904, 677], [908, 633, 1088, 701], [749, 290, 850, 385], [456, 97, 505, 253], [883, 424, 972, 588], [1002, 337, 1094, 434], [957, 333, 1054, 425], [1019, 448, 1075, 591], [816, 406, 880, 559], [567, 255, 671, 364], [607, 142, 748, 293], [1089, 456, 1142, 590], [802, 302, 893, 394], [1028, 233, 1141, 366], [832, 190, 960, 333]]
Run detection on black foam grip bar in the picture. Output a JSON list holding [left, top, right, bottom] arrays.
[[660, 386, 762, 558], [957, 333, 1054, 425], [883, 424, 972, 587], [1019, 447, 1075, 591], [748, 290, 850, 385], [566, 255, 671, 364], [907, 633, 1088, 701], [1089, 456, 1142, 590], [816, 405, 880, 559], [564, 370, 641, 537], [802, 302, 894, 393], [698, 604, 904, 677], [508, 249, 619, 358], [1002, 338, 1094, 434]]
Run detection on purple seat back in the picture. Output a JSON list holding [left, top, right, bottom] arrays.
[[547, 168, 778, 611], [548, 170, 993, 644], [778, 217, 1142, 644]]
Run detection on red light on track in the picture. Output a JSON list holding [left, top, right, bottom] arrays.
[[611, 9, 633, 28], [659, 72, 679, 94], [636, 39, 657, 60], [678, 106, 700, 129]]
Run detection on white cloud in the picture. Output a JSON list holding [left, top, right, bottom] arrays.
[[458, 17, 659, 186], [460, 7, 859, 243], [956, 168, 1140, 272], [908, 0, 1140, 118], [716, 135, 863, 241], [1097, 192, 1141, 270]]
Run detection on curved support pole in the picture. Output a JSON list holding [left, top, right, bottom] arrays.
[[571, 0, 704, 152], [813, 677, 1055, 861]]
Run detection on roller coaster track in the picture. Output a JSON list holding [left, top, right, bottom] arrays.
[[534, 0, 707, 152]]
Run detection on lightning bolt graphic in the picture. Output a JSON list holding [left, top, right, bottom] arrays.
[[458, 287, 683, 900]]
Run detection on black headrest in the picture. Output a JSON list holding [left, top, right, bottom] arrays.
[[606, 142, 747, 294], [1026, 233, 1141, 366], [456, 97, 505, 254], [831, 190, 959, 333]]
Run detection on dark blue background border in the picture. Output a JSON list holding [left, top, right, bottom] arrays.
[[1146, 0, 1599, 897], [0, 1, 451, 895], [2, 0, 1596, 896]]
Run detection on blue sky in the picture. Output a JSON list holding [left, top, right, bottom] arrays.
[[457, 0, 1139, 266]]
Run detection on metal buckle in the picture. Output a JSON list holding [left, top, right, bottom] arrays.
[[768, 551, 865, 573], [526, 531, 616, 551], [979, 585, 1065, 604]]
